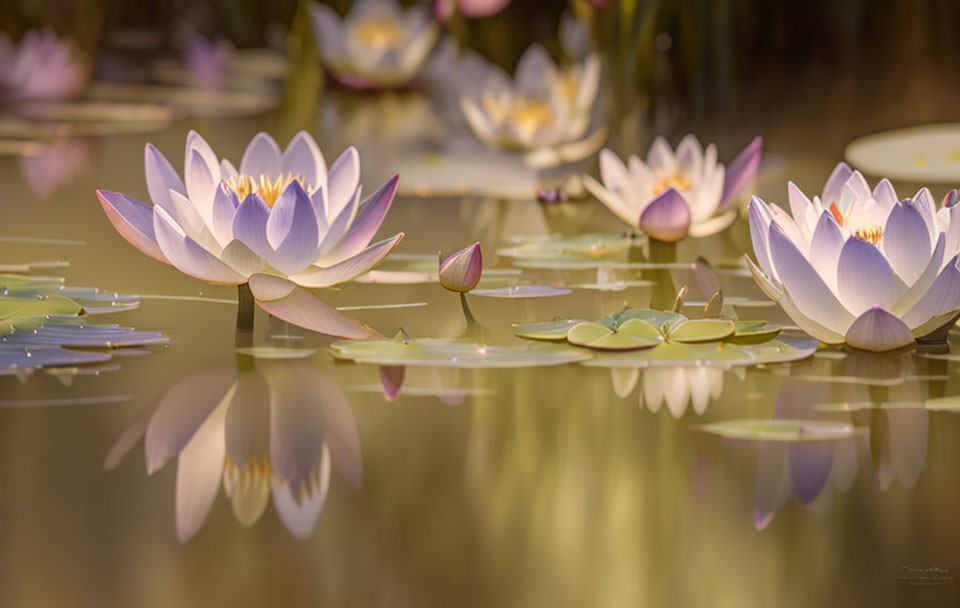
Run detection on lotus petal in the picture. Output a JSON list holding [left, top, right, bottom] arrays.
[[807, 210, 845, 292], [248, 273, 382, 339], [326, 147, 360, 219], [239, 132, 282, 179], [153, 206, 247, 284], [318, 175, 398, 266], [184, 149, 217, 228], [281, 131, 327, 194], [96, 190, 168, 264], [439, 241, 483, 292], [890, 233, 944, 316], [821, 162, 852, 206], [144, 143, 186, 218], [883, 200, 931, 284], [844, 307, 915, 351], [289, 234, 404, 288], [639, 187, 691, 242], [902, 255, 960, 329], [380, 365, 405, 401], [211, 183, 239, 247], [266, 182, 320, 275], [836, 236, 899, 315], [748, 197, 775, 277], [688, 208, 738, 238], [720, 136, 762, 208], [231, 193, 273, 259]]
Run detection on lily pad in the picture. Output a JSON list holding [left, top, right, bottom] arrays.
[[582, 341, 754, 367], [729, 320, 782, 344], [470, 285, 573, 298], [924, 396, 960, 412], [668, 319, 736, 343], [697, 419, 865, 442], [512, 319, 585, 341], [567, 319, 662, 351], [0, 295, 84, 333], [235, 346, 318, 359]]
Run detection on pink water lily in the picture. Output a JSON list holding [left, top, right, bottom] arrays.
[[585, 135, 762, 241], [97, 130, 404, 338], [0, 26, 86, 102], [435, 0, 512, 21], [747, 163, 960, 351], [439, 241, 483, 292]]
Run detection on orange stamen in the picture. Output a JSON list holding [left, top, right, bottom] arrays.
[[829, 202, 844, 227]]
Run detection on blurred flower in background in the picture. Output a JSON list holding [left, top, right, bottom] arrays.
[[434, 0, 512, 22], [308, 0, 439, 89], [0, 26, 87, 102], [183, 35, 235, 90]]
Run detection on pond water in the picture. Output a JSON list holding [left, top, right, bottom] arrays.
[[2, 110, 960, 608]]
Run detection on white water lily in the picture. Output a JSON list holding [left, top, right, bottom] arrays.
[[748, 162, 960, 351], [309, 0, 439, 89], [97, 130, 404, 338], [104, 358, 361, 542], [584, 135, 762, 241], [459, 44, 605, 168]]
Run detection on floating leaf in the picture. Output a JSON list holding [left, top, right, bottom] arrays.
[[611, 308, 686, 331], [567, 320, 662, 351], [235, 346, 318, 359], [470, 285, 572, 298], [582, 342, 753, 367], [728, 320, 782, 344], [924, 396, 960, 412], [512, 319, 585, 341], [0, 295, 84, 333], [668, 319, 736, 343], [697, 419, 864, 442], [331, 337, 592, 368]]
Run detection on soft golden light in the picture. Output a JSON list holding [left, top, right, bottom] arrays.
[[226, 173, 313, 207], [351, 18, 401, 48], [652, 172, 692, 195]]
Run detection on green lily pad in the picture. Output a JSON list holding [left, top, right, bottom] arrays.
[[331, 336, 592, 368], [668, 319, 736, 343], [924, 396, 960, 412], [697, 419, 865, 442], [610, 309, 686, 332], [582, 341, 753, 367], [512, 319, 586, 341], [235, 346, 318, 359], [0, 295, 84, 333], [728, 320, 782, 344], [567, 320, 662, 351]]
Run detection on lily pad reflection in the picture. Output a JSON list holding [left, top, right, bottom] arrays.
[[698, 419, 865, 442]]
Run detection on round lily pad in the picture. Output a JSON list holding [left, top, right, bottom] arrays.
[[582, 341, 754, 367], [668, 319, 736, 343], [566, 320, 663, 351], [512, 319, 585, 341], [331, 337, 592, 368], [697, 419, 865, 442]]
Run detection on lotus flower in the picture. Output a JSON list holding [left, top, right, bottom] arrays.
[[0, 26, 86, 101], [439, 241, 483, 292], [104, 358, 361, 542], [747, 162, 960, 351], [459, 44, 605, 168], [308, 0, 440, 89], [434, 0, 512, 21], [584, 135, 762, 241], [184, 35, 234, 90], [96, 130, 404, 338]]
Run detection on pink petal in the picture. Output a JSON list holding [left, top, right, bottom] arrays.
[[720, 136, 762, 209], [639, 187, 691, 242], [317, 175, 399, 266], [97, 189, 169, 264], [439, 241, 483, 292], [289, 233, 404, 288], [380, 365, 405, 401]]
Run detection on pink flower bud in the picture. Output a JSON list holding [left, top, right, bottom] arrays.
[[439, 242, 483, 292]]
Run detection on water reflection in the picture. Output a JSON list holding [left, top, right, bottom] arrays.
[[19, 138, 91, 200], [105, 346, 361, 542]]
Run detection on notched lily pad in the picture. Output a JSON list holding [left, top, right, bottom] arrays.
[[512, 319, 585, 341], [697, 419, 865, 442], [567, 319, 662, 351]]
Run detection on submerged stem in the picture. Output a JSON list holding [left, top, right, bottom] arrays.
[[236, 283, 255, 332]]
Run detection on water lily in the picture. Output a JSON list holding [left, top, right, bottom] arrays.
[[308, 0, 440, 90], [96, 130, 404, 338], [584, 135, 762, 241], [0, 26, 86, 102], [459, 44, 604, 168], [104, 357, 361, 542], [439, 241, 483, 292], [184, 35, 234, 90], [747, 162, 960, 351]]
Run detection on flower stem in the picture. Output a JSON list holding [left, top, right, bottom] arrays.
[[236, 283, 255, 332], [460, 292, 477, 326]]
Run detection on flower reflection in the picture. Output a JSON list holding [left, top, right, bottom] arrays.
[[459, 44, 604, 168], [0, 27, 86, 102], [613, 366, 723, 418], [309, 0, 440, 89], [96, 130, 403, 337], [19, 138, 91, 200], [105, 354, 361, 542]]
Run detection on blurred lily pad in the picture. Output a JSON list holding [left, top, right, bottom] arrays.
[[0, 295, 83, 333], [512, 319, 585, 340], [697, 419, 864, 442], [235, 346, 318, 359]]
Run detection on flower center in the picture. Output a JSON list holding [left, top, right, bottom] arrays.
[[226, 173, 313, 207], [830, 202, 883, 245], [351, 18, 401, 48], [509, 97, 553, 130], [652, 171, 692, 195]]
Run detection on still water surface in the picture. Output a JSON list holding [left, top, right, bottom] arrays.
[[1, 113, 960, 607]]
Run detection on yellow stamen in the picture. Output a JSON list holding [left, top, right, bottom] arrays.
[[226, 173, 313, 207], [509, 97, 553, 130], [854, 225, 883, 245], [351, 18, 401, 48], [652, 172, 692, 195]]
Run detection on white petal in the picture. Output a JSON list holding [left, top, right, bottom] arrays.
[[641, 369, 665, 413], [153, 206, 247, 284], [836, 236, 899, 315], [144, 143, 186, 218], [239, 132, 282, 179], [675, 135, 703, 181], [96, 189, 168, 263], [748, 197, 775, 278], [902, 255, 960, 329], [767, 221, 854, 335], [184, 149, 218, 229], [290, 234, 403, 288], [220, 240, 265, 277], [326, 147, 360, 220], [211, 183, 239, 247], [584, 175, 636, 226], [787, 182, 812, 236], [821, 162, 852, 206], [872, 178, 897, 212], [664, 367, 689, 419], [175, 391, 230, 542], [883, 200, 932, 284], [281, 131, 327, 193], [266, 183, 321, 275], [891, 233, 945, 316], [844, 307, 915, 352], [807, 210, 845, 293]]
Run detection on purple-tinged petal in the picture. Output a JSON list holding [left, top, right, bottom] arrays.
[[844, 307, 915, 351], [239, 132, 282, 180], [748, 197, 775, 278], [317, 175, 398, 266], [457, 0, 513, 18], [153, 206, 247, 284], [184, 149, 217, 227], [882, 200, 932, 284], [315, 186, 361, 260], [220, 158, 238, 181], [639, 187, 691, 242], [290, 233, 404, 288], [891, 233, 945, 317], [902, 255, 960, 329], [380, 365, 405, 401], [97, 189, 168, 264], [720, 136, 762, 209], [271, 447, 329, 539], [836, 236, 899, 316], [266, 181, 320, 275], [211, 183, 239, 247], [281, 130, 327, 193], [787, 182, 811, 227], [767, 221, 854, 335], [232, 193, 273, 259], [943, 189, 959, 209], [144, 143, 186, 218], [325, 147, 360, 220], [788, 441, 834, 504], [807, 210, 845, 292], [439, 241, 483, 292], [872, 178, 898, 212], [175, 394, 229, 543], [144, 368, 236, 475], [913, 187, 937, 243], [821, 162, 852, 207], [248, 273, 384, 339]]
